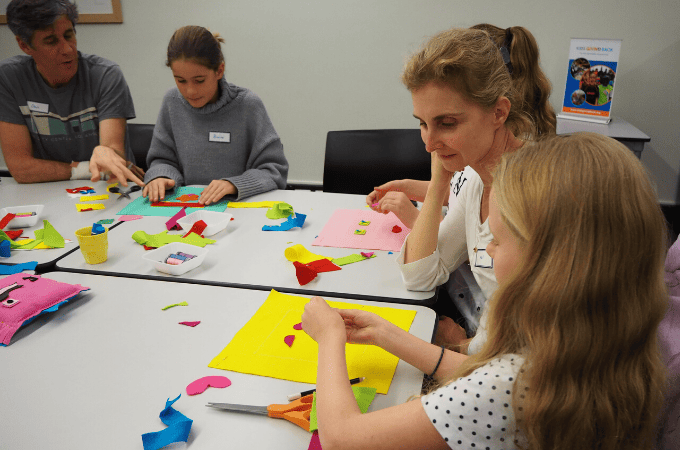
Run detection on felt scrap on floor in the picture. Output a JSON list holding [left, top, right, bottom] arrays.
[[132, 230, 215, 248], [228, 201, 280, 209], [309, 386, 377, 432], [284, 244, 330, 264], [141, 394, 193, 450], [76, 203, 105, 212], [182, 219, 207, 238], [165, 207, 186, 231], [293, 322, 302, 330], [284, 335, 296, 347], [179, 321, 200, 327], [186, 375, 231, 396], [308, 431, 323, 450], [80, 194, 108, 201], [0, 240, 11, 257], [96, 219, 115, 225], [162, 301, 188, 310], [293, 261, 317, 285], [0, 213, 16, 229], [119, 215, 143, 221], [0, 261, 38, 275], [266, 202, 294, 219], [262, 212, 307, 231], [208, 290, 416, 394], [331, 253, 376, 266], [176, 194, 199, 201], [306, 259, 341, 273]]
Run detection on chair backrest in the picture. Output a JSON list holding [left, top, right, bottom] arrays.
[[322, 129, 430, 195], [127, 123, 155, 172]]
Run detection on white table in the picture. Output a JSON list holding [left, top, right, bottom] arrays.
[[1, 272, 436, 450], [56, 189, 435, 304], [0, 178, 135, 267], [556, 117, 650, 158]]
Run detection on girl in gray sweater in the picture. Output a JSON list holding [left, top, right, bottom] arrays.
[[142, 26, 288, 204]]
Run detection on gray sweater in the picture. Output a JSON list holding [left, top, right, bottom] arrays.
[[144, 78, 288, 200]]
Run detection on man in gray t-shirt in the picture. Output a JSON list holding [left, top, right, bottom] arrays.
[[0, 0, 143, 185]]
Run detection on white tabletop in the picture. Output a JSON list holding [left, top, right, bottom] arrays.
[[0, 177, 131, 267], [556, 116, 650, 141], [1, 272, 436, 450], [56, 189, 435, 304]]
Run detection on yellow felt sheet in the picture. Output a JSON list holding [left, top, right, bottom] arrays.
[[284, 244, 331, 264], [208, 290, 417, 394], [76, 203, 106, 211], [227, 201, 281, 209], [80, 194, 109, 201]]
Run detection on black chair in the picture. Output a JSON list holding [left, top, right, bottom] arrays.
[[127, 123, 155, 171], [322, 129, 430, 195]]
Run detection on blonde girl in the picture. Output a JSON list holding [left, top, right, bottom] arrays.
[[302, 132, 668, 450]]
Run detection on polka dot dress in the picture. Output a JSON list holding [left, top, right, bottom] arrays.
[[421, 354, 525, 449]]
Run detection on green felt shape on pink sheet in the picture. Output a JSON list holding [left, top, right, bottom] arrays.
[[162, 301, 188, 310], [284, 335, 296, 347], [186, 375, 231, 396], [132, 230, 215, 248], [309, 386, 377, 432]]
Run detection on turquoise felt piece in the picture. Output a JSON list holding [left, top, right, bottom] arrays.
[[117, 186, 229, 217]]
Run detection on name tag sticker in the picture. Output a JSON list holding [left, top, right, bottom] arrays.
[[28, 101, 49, 113], [474, 248, 493, 269], [209, 132, 231, 143]]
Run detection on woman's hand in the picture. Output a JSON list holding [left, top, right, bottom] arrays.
[[142, 177, 175, 202], [199, 179, 236, 205], [429, 153, 454, 195], [366, 180, 404, 209], [373, 191, 419, 228], [302, 297, 347, 345]]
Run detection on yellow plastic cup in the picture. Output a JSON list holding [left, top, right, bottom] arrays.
[[75, 226, 108, 264]]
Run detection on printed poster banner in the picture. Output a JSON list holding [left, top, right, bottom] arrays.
[[558, 38, 622, 124]]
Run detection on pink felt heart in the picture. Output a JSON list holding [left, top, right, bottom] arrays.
[[284, 335, 295, 347], [186, 375, 231, 396], [360, 252, 374, 258], [293, 322, 302, 330]]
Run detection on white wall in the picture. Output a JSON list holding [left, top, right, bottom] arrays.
[[1, 0, 679, 203]]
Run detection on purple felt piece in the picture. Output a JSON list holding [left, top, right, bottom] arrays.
[[284, 335, 295, 347], [179, 321, 200, 327], [293, 322, 302, 330]]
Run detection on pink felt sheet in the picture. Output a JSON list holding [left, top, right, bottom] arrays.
[[312, 209, 410, 252]]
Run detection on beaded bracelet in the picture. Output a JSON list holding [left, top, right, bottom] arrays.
[[428, 345, 446, 378]]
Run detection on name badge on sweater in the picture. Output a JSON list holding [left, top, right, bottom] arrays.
[[473, 248, 493, 269], [209, 132, 231, 143], [28, 101, 49, 113]]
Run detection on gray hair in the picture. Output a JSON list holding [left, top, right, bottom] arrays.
[[6, 0, 78, 46]]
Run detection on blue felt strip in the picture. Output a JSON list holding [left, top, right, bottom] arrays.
[[0, 261, 38, 275], [262, 212, 307, 231], [141, 394, 193, 450]]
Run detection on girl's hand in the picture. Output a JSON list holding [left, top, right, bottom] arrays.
[[336, 308, 391, 346], [302, 297, 347, 344], [366, 180, 403, 210], [142, 177, 175, 202], [374, 191, 419, 228], [199, 179, 236, 205]]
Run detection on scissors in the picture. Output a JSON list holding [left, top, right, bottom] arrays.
[[206, 394, 313, 431], [108, 184, 141, 200]]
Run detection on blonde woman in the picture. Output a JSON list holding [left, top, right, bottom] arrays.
[[303, 132, 667, 450]]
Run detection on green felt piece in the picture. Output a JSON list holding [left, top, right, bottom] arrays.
[[162, 301, 189, 310], [96, 219, 115, 224], [14, 239, 43, 249], [309, 386, 377, 432], [132, 230, 215, 248], [331, 254, 376, 266], [117, 186, 229, 217], [34, 220, 65, 248], [266, 202, 294, 219]]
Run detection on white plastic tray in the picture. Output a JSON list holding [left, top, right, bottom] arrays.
[[0, 204, 45, 228], [177, 210, 233, 236], [142, 242, 209, 275]]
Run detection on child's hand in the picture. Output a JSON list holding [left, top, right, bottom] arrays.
[[199, 180, 236, 205], [373, 191, 419, 228], [302, 297, 347, 344], [142, 177, 175, 202], [336, 308, 390, 346], [366, 180, 403, 210]]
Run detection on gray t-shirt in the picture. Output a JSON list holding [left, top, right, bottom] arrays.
[[0, 52, 135, 163]]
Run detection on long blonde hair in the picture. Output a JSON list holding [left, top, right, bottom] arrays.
[[401, 27, 534, 138], [449, 133, 668, 449], [470, 24, 556, 136]]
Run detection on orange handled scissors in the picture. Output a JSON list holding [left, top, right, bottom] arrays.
[[206, 394, 313, 431]]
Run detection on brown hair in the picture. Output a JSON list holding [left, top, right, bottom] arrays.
[[402, 27, 541, 139], [470, 24, 556, 136], [166, 25, 225, 71], [447, 133, 668, 449]]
